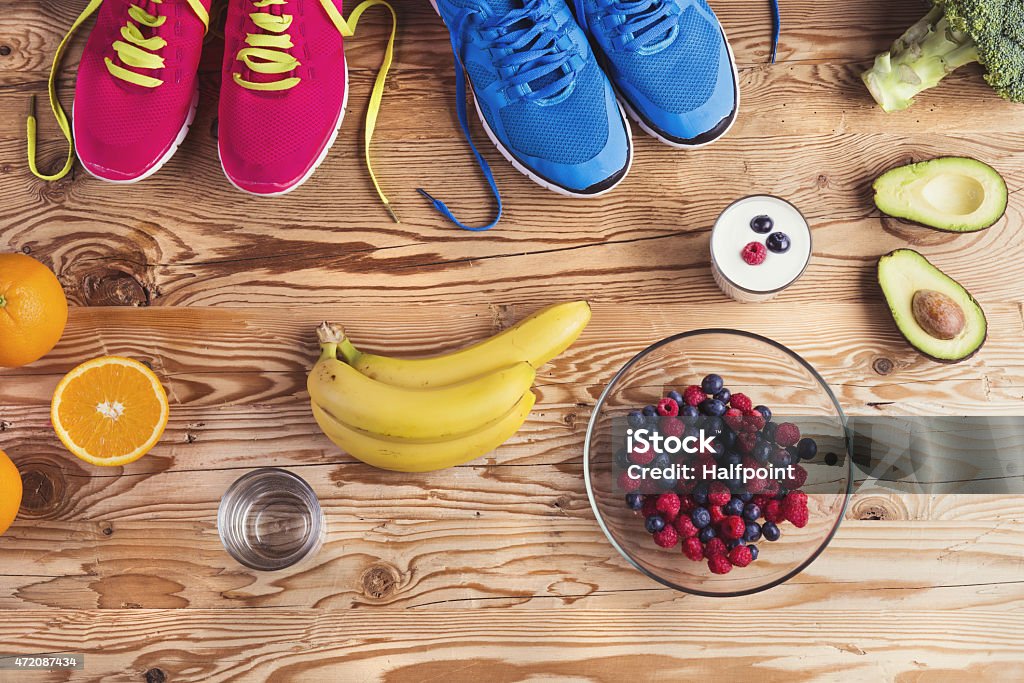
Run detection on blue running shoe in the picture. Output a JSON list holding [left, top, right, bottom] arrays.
[[572, 0, 739, 148], [425, 0, 632, 230]]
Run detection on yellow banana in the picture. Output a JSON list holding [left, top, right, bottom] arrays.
[[309, 324, 535, 440], [311, 391, 536, 472], [335, 300, 591, 388]]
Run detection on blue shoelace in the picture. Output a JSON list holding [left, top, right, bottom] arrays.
[[419, 0, 582, 231]]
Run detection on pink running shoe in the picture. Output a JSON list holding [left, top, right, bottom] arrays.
[[28, 0, 211, 183], [218, 0, 351, 196]]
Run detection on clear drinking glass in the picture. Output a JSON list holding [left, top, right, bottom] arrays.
[[217, 468, 325, 571]]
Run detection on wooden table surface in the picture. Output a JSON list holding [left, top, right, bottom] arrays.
[[3, 0, 1024, 680]]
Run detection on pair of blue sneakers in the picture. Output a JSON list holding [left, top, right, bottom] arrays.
[[423, 0, 738, 230]]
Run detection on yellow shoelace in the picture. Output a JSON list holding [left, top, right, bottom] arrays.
[[235, 0, 398, 220], [27, 0, 209, 182]]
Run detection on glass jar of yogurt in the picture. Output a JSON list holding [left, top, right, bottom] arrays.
[[710, 195, 812, 303]]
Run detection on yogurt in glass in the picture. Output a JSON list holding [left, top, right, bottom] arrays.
[[710, 195, 812, 303]]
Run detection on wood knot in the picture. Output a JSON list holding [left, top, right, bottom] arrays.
[[81, 269, 150, 307], [360, 564, 401, 600], [563, 412, 577, 429], [18, 457, 77, 519], [144, 668, 166, 683], [0, 46, 11, 56], [850, 495, 907, 521], [489, 304, 515, 333], [101, 523, 114, 537], [816, 174, 830, 188], [20, 245, 31, 254], [872, 357, 895, 376]]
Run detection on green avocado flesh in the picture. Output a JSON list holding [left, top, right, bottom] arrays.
[[873, 157, 1008, 232], [878, 249, 987, 362]]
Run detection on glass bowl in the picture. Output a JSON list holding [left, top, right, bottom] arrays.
[[584, 329, 852, 597]]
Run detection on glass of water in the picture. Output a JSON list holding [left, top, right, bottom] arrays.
[[217, 468, 324, 571]]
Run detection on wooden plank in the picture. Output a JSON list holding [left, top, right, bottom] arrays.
[[0, 609, 1022, 682]]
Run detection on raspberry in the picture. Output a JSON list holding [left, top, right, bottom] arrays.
[[720, 515, 746, 540], [653, 525, 679, 548], [682, 536, 704, 561], [708, 482, 731, 507], [661, 417, 685, 438], [752, 495, 770, 509], [763, 499, 783, 523], [708, 554, 733, 574], [747, 476, 769, 494], [728, 545, 753, 568], [656, 398, 679, 417], [704, 538, 727, 558], [709, 505, 726, 525], [641, 497, 659, 518], [785, 505, 809, 528], [785, 464, 808, 489], [675, 515, 699, 538], [724, 408, 745, 431], [618, 471, 641, 492], [737, 432, 758, 454], [683, 385, 706, 407], [743, 409, 766, 432], [740, 241, 767, 266], [655, 493, 681, 521], [775, 422, 801, 447], [762, 479, 781, 497], [785, 490, 808, 507], [730, 393, 753, 412], [679, 495, 697, 515], [629, 444, 655, 466]]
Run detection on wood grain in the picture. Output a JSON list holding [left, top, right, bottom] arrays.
[[2, 0, 1024, 678]]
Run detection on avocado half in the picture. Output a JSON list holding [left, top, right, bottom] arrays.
[[878, 249, 987, 363], [873, 157, 1008, 232]]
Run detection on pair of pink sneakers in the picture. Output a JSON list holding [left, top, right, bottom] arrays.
[[29, 0, 395, 206]]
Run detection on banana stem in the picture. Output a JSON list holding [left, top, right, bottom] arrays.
[[337, 337, 363, 366], [316, 322, 346, 362]]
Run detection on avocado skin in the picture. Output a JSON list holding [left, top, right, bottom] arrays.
[[873, 157, 1008, 233], [877, 249, 988, 364]]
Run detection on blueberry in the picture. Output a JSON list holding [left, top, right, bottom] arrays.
[[692, 484, 709, 506], [625, 493, 644, 510], [718, 429, 737, 450], [708, 440, 727, 458], [762, 521, 781, 541], [714, 388, 731, 404], [642, 405, 657, 417], [747, 544, 759, 561], [702, 416, 725, 436], [754, 405, 772, 422], [645, 515, 666, 533], [743, 522, 762, 542], [645, 415, 660, 428], [680, 404, 700, 424], [752, 440, 773, 463], [743, 503, 761, 521], [691, 507, 711, 529], [724, 497, 745, 516], [700, 399, 727, 417], [766, 231, 791, 254], [772, 449, 793, 467], [763, 421, 778, 442], [699, 526, 717, 542], [725, 478, 744, 492], [750, 215, 774, 234], [722, 452, 742, 467], [701, 374, 724, 395], [658, 476, 678, 491], [825, 452, 839, 466], [614, 449, 631, 468], [652, 453, 671, 469], [667, 390, 683, 405], [738, 492, 753, 503], [727, 539, 740, 550], [627, 410, 645, 429], [797, 437, 818, 460]]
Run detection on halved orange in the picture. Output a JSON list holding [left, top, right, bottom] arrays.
[[51, 357, 169, 467]]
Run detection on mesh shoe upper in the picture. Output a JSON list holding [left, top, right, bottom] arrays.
[[72, 0, 209, 181], [218, 0, 348, 195], [575, 0, 737, 144], [434, 0, 630, 194]]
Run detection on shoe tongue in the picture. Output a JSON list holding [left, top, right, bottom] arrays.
[[483, 0, 569, 99]]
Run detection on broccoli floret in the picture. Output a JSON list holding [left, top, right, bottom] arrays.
[[862, 0, 1024, 112]]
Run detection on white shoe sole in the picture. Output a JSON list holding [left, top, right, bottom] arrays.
[[430, 0, 633, 198], [218, 57, 350, 197], [74, 88, 199, 184]]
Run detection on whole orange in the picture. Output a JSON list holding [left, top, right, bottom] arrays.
[[0, 253, 68, 368], [0, 449, 22, 537]]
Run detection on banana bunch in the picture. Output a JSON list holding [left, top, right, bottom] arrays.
[[308, 301, 591, 472]]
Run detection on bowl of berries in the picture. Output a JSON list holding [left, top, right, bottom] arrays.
[[584, 329, 852, 596]]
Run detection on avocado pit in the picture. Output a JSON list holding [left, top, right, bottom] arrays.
[[912, 289, 965, 340]]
